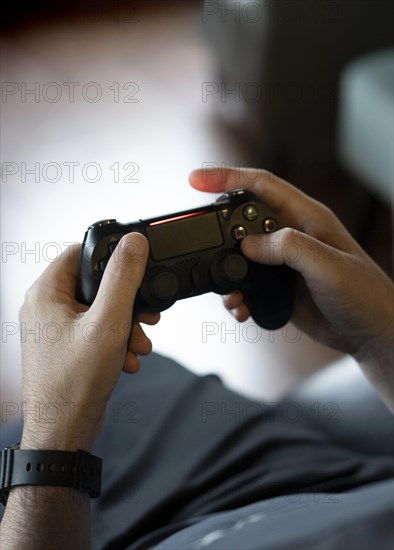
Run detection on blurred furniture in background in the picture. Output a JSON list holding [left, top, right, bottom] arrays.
[[203, 0, 393, 271], [338, 48, 393, 206], [201, 0, 394, 415]]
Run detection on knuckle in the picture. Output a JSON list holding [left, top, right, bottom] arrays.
[[312, 199, 336, 223], [281, 227, 301, 245], [318, 203, 336, 223], [305, 200, 339, 241], [20, 282, 51, 321], [254, 169, 276, 191], [259, 168, 274, 181]]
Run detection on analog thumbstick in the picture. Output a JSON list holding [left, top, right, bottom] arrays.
[[219, 254, 248, 283], [149, 271, 179, 301]]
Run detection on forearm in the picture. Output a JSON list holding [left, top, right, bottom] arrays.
[[0, 486, 91, 550]]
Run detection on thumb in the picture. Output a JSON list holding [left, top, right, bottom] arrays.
[[90, 233, 149, 325]]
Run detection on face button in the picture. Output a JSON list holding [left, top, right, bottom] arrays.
[[243, 205, 259, 221], [232, 225, 247, 241], [263, 218, 277, 233]]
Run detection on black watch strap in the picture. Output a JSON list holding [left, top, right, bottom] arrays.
[[0, 447, 102, 505]]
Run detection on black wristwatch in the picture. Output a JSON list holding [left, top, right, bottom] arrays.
[[0, 443, 102, 506]]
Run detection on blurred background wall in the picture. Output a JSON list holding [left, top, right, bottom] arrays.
[[1, 1, 392, 416]]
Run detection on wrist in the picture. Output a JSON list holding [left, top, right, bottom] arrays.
[[352, 321, 394, 413], [352, 319, 393, 366], [20, 397, 105, 452], [21, 425, 95, 453]]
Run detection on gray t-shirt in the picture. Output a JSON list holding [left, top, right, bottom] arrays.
[[151, 479, 393, 550]]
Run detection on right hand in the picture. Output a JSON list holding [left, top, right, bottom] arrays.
[[190, 167, 393, 408]]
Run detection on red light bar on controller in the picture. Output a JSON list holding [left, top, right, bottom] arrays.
[[149, 211, 205, 226]]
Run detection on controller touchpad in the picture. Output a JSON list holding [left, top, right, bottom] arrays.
[[147, 211, 223, 261]]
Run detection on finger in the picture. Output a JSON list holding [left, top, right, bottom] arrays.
[[124, 322, 154, 374], [230, 303, 250, 323], [241, 228, 344, 282], [189, 167, 355, 252], [189, 166, 307, 217], [123, 351, 141, 374], [128, 322, 153, 356], [222, 291, 244, 311], [90, 233, 149, 326], [134, 311, 161, 325]]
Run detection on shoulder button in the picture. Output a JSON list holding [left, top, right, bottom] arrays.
[[89, 219, 117, 229]]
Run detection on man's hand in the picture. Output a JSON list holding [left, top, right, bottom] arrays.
[[190, 166, 393, 411], [1, 233, 160, 550], [20, 232, 159, 452]]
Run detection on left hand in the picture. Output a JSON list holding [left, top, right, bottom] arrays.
[[20, 233, 159, 452]]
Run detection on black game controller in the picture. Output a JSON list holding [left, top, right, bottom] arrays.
[[77, 189, 296, 329]]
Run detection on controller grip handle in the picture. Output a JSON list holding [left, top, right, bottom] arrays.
[[241, 261, 296, 330]]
